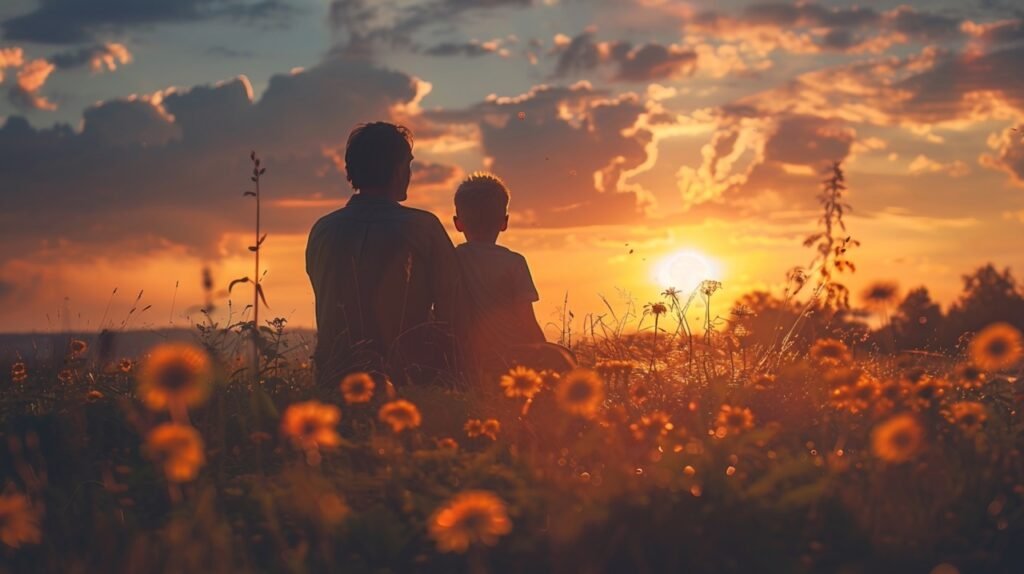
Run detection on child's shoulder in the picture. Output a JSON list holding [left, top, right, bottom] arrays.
[[457, 242, 528, 264]]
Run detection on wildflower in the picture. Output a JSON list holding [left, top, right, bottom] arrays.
[[136, 343, 214, 411], [57, 368, 74, 384], [0, 491, 41, 548], [436, 437, 459, 451], [832, 375, 879, 414], [645, 302, 668, 316], [871, 414, 924, 463], [909, 376, 950, 409], [629, 411, 674, 442], [281, 401, 342, 450], [86, 390, 104, 402], [500, 366, 543, 399], [751, 373, 776, 391], [538, 369, 561, 388], [944, 401, 987, 435], [953, 363, 986, 390], [464, 419, 485, 438], [146, 423, 206, 482], [716, 405, 755, 435], [970, 323, 1023, 372], [876, 380, 907, 410], [555, 369, 605, 418], [428, 490, 512, 553], [11, 361, 27, 383], [862, 282, 899, 306], [118, 358, 133, 373], [481, 419, 501, 440], [340, 372, 375, 404], [378, 399, 422, 432], [810, 338, 851, 366], [69, 339, 88, 356]]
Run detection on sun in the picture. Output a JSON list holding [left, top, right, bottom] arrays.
[[653, 249, 722, 293]]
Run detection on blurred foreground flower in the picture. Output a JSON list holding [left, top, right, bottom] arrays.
[[379, 400, 422, 432], [281, 401, 342, 450], [340, 372, 375, 404], [969, 323, 1023, 372], [428, 490, 512, 553], [555, 368, 605, 418], [146, 423, 206, 482], [0, 491, 41, 548], [11, 361, 27, 383], [118, 358, 133, 373], [716, 404, 755, 436], [944, 401, 987, 435], [871, 414, 923, 463], [137, 343, 214, 411], [500, 366, 542, 399], [69, 339, 88, 356], [810, 338, 852, 366]]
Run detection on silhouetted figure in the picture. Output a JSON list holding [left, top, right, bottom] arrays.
[[306, 122, 459, 387], [451, 172, 575, 382]]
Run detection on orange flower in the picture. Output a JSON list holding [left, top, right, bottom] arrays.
[[538, 369, 561, 389], [57, 368, 74, 384], [146, 423, 206, 482], [969, 323, 1023, 372], [378, 400, 422, 432], [871, 414, 924, 463], [428, 490, 512, 553], [481, 419, 501, 440], [810, 338, 851, 366], [11, 361, 27, 383], [69, 339, 88, 356], [281, 401, 342, 450], [500, 366, 543, 399], [629, 411, 674, 442], [137, 343, 214, 411], [464, 419, 485, 438], [0, 491, 41, 548], [118, 358, 134, 373], [953, 363, 986, 390], [909, 376, 950, 409], [555, 368, 604, 418], [832, 375, 879, 414], [944, 401, 987, 435], [716, 404, 755, 435], [340, 372, 375, 404], [436, 437, 459, 451]]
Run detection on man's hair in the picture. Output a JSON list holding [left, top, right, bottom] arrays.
[[454, 172, 510, 235], [344, 122, 414, 190]]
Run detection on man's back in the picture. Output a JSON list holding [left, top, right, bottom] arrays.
[[306, 194, 458, 384]]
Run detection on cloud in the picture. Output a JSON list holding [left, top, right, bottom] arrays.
[[0, 46, 24, 82], [424, 81, 652, 226], [2, 0, 295, 44], [907, 155, 971, 177], [423, 39, 506, 58], [981, 125, 1024, 186], [8, 58, 57, 110], [0, 54, 424, 264], [51, 42, 132, 72], [551, 30, 697, 82]]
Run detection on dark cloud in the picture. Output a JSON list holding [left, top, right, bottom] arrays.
[[425, 83, 650, 227], [3, 0, 295, 44], [50, 42, 131, 71], [552, 31, 696, 83], [0, 55, 421, 263], [423, 41, 501, 57], [411, 161, 459, 186]]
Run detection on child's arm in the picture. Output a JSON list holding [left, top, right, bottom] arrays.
[[516, 302, 546, 343]]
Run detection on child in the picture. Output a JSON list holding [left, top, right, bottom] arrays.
[[452, 172, 571, 377]]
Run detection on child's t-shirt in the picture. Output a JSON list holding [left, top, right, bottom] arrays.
[[455, 242, 544, 368]]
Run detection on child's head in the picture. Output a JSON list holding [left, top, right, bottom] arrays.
[[453, 172, 510, 241]]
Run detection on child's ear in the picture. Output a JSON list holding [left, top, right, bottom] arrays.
[[453, 215, 464, 232], [501, 214, 509, 232]]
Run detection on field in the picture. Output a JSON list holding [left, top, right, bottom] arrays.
[[1, 301, 1023, 573]]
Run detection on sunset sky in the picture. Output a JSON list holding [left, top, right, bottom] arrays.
[[1, 0, 1023, 335]]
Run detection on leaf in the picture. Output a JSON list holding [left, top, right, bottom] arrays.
[[243, 191, 256, 197], [228, 276, 251, 293], [257, 233, 267, 246], [248, 246, 258, 252], [259, 167, 266, 175], [256, 283, 270, 308], [251, 176, 257, 182]]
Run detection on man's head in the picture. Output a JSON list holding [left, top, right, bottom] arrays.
[[344, 122, 414, 201], [453, 172, 510, 243]]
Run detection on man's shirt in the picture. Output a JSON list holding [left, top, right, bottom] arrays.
[[305, 194, 458, 382]]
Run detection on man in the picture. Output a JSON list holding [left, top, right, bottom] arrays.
[[306, 122, 459, 387]]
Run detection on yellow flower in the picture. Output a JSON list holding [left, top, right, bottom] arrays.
[[378, 400, 422, 432], [481, 419, 501, 440], [716, 405, 755, 435], [340, 372, 375, 404], [500, 366, 543, 399], [538, 369, 561, 389], [871, 414, 924, 463], [876, 380, 908, 410], [11, 361, 27, 383], [555, 368, 605, 418], [0, 491, 41, 548], [146, 423, 206, 482], [810, 338, 851, 366], [944, 401, 987, 435], [970, 323, 1023, 372], [428, 491, 512, 553], [953, 363, 986, 390], [464, 419, 485, 438], [137, 343, 214, 411], [281, 401, 342, 450], [69, 339, 88, 356], [118, 358, 133, 373], [831, 375, 879, 414], [629, 411, 674, 442], [909, 376, 950, 409]]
